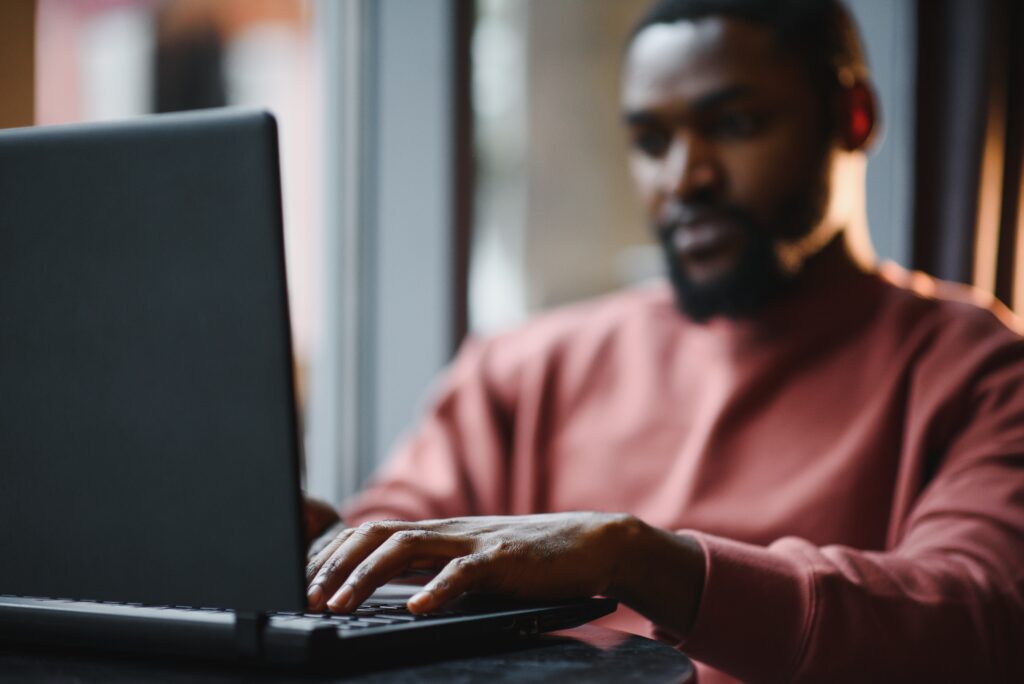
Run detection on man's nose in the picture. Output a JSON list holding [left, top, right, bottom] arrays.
[[662, 132, 721, 200]]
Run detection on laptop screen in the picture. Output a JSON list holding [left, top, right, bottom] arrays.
[[0, 109, 306, 613]]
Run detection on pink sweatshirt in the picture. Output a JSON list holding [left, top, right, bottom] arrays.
[[343, 249, 1024, 683]]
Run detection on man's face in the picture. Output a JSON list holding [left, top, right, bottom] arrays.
[[622, 18, 834, 321]]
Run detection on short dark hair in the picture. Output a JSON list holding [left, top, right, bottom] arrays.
[[630, 0, 868, 106]]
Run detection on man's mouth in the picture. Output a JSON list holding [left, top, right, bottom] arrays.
[[670, 220, 744, 260], [663, 214, 747, 284]]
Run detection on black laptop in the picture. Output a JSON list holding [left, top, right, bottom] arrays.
[[0, 109, 615, 665]]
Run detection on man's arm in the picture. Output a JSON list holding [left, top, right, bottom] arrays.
[[304, 455, 1023, 683], [304, 512, 707, 636]]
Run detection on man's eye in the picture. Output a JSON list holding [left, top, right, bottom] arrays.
[[632, 128, 671, 157], [708, 111, 761, 139]]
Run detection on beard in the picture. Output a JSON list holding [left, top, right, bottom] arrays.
[[657, 209, 790, 323], [657, 177, 830, 324]]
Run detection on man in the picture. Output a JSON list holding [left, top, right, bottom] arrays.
[[304, 0, 1024, 681]]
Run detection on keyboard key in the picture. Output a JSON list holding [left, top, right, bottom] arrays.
[[352, 617, 397, 625]]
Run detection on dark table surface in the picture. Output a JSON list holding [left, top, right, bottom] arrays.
[[0, 625, 694, 683]]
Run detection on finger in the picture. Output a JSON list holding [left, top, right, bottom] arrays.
[[407, 553, 492, 614], [305, 526, 355, 583], [308, 520, 350, 561], [307, 520, 412, 610], [327, 530, 470, 613]]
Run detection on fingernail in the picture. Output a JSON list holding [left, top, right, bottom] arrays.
[[409, 591, 432, 613], [307, 584, 323, 607], [327, 584, 354, 612]]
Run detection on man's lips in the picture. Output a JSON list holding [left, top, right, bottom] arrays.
[[667, 219, 745, 261]]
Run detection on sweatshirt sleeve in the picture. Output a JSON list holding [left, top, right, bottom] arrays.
[[341, 337, 513, 525], [675, 349, 1024, 683]]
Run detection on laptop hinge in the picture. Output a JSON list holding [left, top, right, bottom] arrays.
[[235, 611, 268, 659]]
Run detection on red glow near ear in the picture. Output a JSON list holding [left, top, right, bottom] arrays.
[[851, 107, 870, 143]]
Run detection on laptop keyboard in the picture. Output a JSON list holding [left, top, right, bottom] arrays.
[[282, 602, 451, 630], [0, 595, 457, 633]]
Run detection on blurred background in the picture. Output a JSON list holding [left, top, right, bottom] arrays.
[[1, 0, 1020, 504]]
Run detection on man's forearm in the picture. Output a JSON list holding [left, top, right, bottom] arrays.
[[606, 517, 706, 639]]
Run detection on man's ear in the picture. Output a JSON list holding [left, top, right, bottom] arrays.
[[837, 81, 878, 151]]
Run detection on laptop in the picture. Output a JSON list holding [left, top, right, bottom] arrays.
[[0, 109, 615, 665]]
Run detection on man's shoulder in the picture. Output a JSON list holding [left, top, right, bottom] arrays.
[[876, 262, 1024, 344], [872, 264, 1024, 366]]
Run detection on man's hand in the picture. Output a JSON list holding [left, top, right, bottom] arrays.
[[302, 495, 343, 555], [304, 512, 706, 637]]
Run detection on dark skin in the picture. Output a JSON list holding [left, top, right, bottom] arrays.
[[304, 17, 875, 640], [625, 18, 835, 285]]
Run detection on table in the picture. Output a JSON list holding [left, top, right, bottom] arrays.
[[0, 625, 694, 683]]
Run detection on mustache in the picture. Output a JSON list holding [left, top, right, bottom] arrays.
[[656, 202, 754, 234]]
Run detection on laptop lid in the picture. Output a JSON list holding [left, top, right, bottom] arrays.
[[0, 109, 306, 613]]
